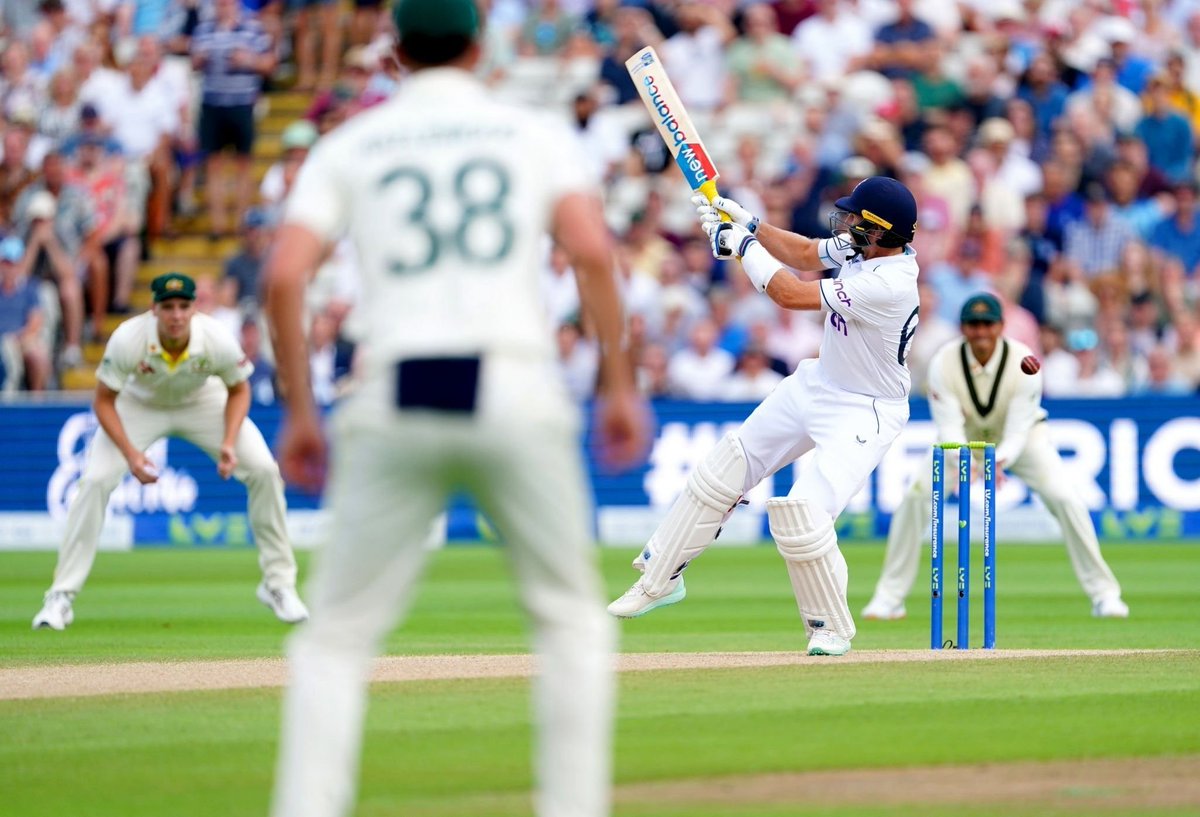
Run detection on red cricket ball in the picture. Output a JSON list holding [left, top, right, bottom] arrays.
[[1021, 355, 1041, 375]]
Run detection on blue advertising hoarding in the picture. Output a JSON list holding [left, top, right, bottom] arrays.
[[0, 397, 1197, 548]]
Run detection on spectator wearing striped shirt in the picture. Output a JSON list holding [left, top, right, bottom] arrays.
[[191, 0, 275, 239]]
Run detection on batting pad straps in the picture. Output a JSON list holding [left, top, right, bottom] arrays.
[[739, 240, 782, 293], [641, 433, 748, 595], [768, 498, 856, 640]]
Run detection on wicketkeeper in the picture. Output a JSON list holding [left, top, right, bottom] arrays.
[[862, 293, 1128, 620]]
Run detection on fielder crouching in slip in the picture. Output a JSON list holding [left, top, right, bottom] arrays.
[[609, 177, 922, 657], [32, 272, 307, 631], [862, 292, 1129, 621]]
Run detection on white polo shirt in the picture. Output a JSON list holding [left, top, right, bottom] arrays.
[[96, 312, 253, 407], [816, 248, 921, 400]]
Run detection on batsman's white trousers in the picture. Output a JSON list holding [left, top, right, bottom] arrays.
[[872, 421, 1122, 605], [737, 359, 909, 515], [49, 384, 297, 594], [272, 375, 615, 817]]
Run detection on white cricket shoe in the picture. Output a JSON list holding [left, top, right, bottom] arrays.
[[1092, 597, 1130, 618], [807, 629, 851, 656], [257, 583, 309, 624], [861, 595, 907, 620], [607, 577, 685, 618], [32, 591, 75, 631]]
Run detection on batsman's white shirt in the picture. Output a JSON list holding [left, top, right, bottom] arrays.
[[734, 249, 920, 518], [97, 311, 253, 404]]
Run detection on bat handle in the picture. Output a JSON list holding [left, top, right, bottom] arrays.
[[699, 180, 730, 222]]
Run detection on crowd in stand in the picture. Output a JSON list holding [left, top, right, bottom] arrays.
[[0, 0, 1197, 401]]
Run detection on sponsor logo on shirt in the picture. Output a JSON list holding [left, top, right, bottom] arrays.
[[831, 279, 852, 308]]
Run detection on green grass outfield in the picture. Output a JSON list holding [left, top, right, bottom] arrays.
[[1, 542, 1198, 816]]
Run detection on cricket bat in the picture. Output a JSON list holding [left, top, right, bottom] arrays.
[[625, 46, 728, 219]]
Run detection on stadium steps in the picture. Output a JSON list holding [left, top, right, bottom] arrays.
[[58, 89, 312, 391]]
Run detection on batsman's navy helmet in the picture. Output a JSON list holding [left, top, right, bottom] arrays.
[[833, 176, 918, 248]]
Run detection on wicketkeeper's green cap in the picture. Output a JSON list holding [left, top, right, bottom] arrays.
[[151, 272, 196, 303], [960, 292, 1003, 324], [392, 0, 480, 39]]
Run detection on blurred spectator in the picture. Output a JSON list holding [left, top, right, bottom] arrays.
[[1169, 314, 1200, 390], [1016, 52, 1068, 141], [1162, 52, 1200, 136], [240, 317, 276, 404], [922, 124, 974, 229], [0, 41, 44, 122], [725, 4, 802, 104], [259, 119, 317, 211], [307, 308, 354, 405], [1099, 16, 1155, 96], [1066, 59, 1141, 135], [70, 40, 124, 107], [868, 0, 935, 80], [1038, 324, 1078, 398], [790, 0, 872, 84], [1062, 183, 1136, 279], [193, 274, 241, 337], [15, 189, 84, 366], [1114, 132, 1171, 199], [597, 4, 661, 105], [1132, 344, 1192, 396], [1126, 291, 1163, 358], [977, 116, 1041, 199], [719, 343, 783, 401], [555, 319, 598, 402], [1106, 158, 1173, 240], [1150, 180, 1200, 279], [518, 0, 586, 57], [0, 236, 50, 391], [667, 317, 734, 400], [1059, 328, 1126, 397], [191, 0, 276, 238], [1135, 73, 1195, 185], [1016, 192, 1054, 322], [38, 68, 81, 146], [659, 0, 735, 112], [14, 151, 103, 337], [221, 206, 273, 313], [764, 307, 822, 371], [0, 127, 37, 226], [67, 133, 133, 318], [1042, 253, 1098, 333], [635, 341, 670, 398], [911, 42, 962, 113], [348, 0, 384, 48], [292, 0, 342, 92], [571, 89, 626, 183], [540, 244, 580, 328]]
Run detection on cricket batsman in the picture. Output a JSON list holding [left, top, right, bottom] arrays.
[[32, 272, 308, 630], [862, 292, 1129, 620], [609, 176, 922, 657]]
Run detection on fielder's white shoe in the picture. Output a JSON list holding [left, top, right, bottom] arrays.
[[607, 577, 685, 618], [861, 595, 907, 620], [32, 591, 75, 631], [1092, 596, 1130, 618], [807, 629, 851, 656], [257, 583, 309, 624]]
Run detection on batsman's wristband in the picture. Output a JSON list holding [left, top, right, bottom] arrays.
[[739, 238, 782, 292], [816, 237, 843, 269]]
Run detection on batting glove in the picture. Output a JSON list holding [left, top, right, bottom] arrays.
[[816, 233, 860, 268], [692, 193, 759, 233], [702, 220, 782, 292]]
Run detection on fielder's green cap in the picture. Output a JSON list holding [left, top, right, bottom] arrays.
[[960, 292, 1003, 324], [151, 272, 196, 303], [392, 0, 480, 39]]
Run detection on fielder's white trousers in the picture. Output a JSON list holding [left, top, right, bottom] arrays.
[[872, 421, 1122, 605], [49, 385, 297, 595], [737, 360, 910, 515], [272, 394, 615, 817]]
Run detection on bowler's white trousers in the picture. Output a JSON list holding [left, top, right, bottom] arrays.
[[872, 421, 1122, 605], [272, 376, 615, 817], [50, 383, 297, 595], [737, 360, 909, 515]]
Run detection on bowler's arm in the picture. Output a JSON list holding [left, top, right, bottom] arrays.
[[263, 224, 327, 418]]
